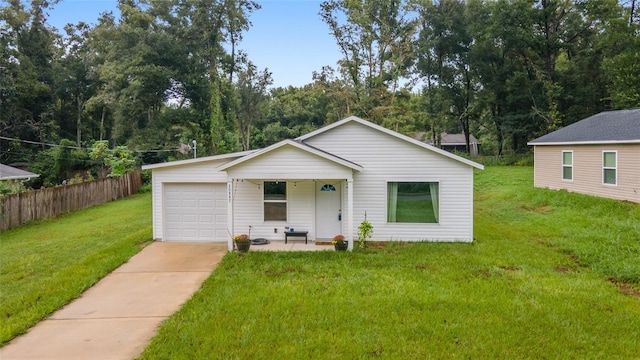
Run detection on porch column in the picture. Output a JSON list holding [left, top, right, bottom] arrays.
[[227, 179, 234, 252], [347, 178, 354, 251]]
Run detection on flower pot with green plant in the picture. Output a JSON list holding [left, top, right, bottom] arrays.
[[332, 234, 348, 251], [233, 234, 251, 252]]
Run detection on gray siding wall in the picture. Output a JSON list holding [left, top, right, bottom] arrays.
[[305, 121, 475, 242], [534, 144, 640, 203]]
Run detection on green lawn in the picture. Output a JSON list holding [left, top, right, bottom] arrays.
[[0, 193, 152, 345], [138, 166, 640, 359]]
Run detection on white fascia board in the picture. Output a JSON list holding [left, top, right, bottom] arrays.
[[141, 150, 256, 170], [1, 175, 39, 180], [217, 139, 363, 172], [297, 116, 485, 170], [528, 140, 640, 146]]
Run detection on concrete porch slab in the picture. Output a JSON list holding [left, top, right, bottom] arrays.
[[249, 240, 335, 252]]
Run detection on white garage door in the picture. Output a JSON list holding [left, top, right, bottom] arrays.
[[163, 183, 227, 242]]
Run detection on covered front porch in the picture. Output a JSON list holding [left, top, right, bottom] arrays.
[[224, 177, 355, 251], [216, 139, 363, 252]]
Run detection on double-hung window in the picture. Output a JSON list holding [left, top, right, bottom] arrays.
[[603, 151, 617, 185], [387, 182, 439, 223], [562, 151, 573, 181], [264, 181, 287, 221]]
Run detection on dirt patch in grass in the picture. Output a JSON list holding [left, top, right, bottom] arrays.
[[265, 267, 298, 277], [415, 263, 428, 271], [499, 266, 521, 272], [519, 205, 552, 214], [609, 279, 640, 300], [364, 241, 390, 249], [554, 265, 578, 274]]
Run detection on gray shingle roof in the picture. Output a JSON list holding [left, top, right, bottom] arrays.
[[528, 108, 640, 144], [0, 164, 40, 180]]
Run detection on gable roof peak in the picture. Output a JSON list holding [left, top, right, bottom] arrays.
[[297, 116, 484, 170]]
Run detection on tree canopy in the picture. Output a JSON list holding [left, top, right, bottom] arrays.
[[1, 0, 638, 183]]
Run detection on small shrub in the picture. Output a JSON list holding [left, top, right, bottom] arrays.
[[138, 183, 152, 193], [357, 220, 373, 249], [141, 169, 152, 185]]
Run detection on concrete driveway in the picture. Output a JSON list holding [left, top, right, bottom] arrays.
[[0, 242, 227, 360]]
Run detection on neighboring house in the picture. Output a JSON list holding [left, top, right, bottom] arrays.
[[143, 116, 484, 251], [425, 133, 481, 156], [528, 108, 640, 203], [0, 164, 39, 193]]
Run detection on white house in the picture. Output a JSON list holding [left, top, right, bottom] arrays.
[[142, 116, 484, 251]]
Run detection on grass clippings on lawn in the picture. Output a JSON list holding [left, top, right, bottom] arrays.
[[139, 167, 640, 359], [0, 193, 152, 345]]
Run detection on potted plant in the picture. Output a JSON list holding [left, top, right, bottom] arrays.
[[233, 234, 251, 252], [332, 234, 348, 251]]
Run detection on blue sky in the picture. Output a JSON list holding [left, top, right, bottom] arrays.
[[43, 0, 341, 88]]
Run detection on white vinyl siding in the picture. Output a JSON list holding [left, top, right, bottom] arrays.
[[224, 145, 353, 180], [231, 179, 316, 240], [562, 151, 573, 181], [603, 151, 617, 185], [305, 121, 474, 242]]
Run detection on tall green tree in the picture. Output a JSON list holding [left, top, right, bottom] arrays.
[[235, 61, 272, 150], [1, 0, 58, 147], [320, 0, 417, 121]]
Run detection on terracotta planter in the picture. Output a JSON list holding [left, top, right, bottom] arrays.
[[334, 242, 348, 251], [235, 241, 251, 252]]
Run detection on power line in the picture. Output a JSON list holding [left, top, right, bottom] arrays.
[[0, 135, 179, 153]]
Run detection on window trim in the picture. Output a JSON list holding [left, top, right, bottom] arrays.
[[386, 181, 440, 224], [602, 150, 617, 186], [263, 181, 287, 221], [562, 150, 573, 182]]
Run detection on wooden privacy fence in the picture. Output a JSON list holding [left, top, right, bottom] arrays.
[[0, 171, 142, 232]]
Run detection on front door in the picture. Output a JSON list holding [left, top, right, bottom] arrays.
[[315, 182, 342, 240]]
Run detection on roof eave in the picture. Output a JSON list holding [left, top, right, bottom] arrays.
[[141, 150, 256, 170], [528, 139, 640, 146], [0, 174, 40, 180]]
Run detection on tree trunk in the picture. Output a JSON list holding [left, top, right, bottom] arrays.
[[76, 95, 83, 146], [100, 106, 106, 141]]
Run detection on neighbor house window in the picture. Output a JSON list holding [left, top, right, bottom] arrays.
[[562, 151, 573, 181], [387, 182, 439, 223], [603, 151, 617, 185], [264, 181, 287, 221]]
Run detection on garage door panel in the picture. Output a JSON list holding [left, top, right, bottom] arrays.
[[182, 214, 197, 222], [199, 199, 213, 207], [198, 216, 213, 223], [182, 199, 196, 207], [165, 199, 180, 207], [163, 183, 227, 242]]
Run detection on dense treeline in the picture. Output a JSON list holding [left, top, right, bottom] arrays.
[[1, 0, 638, 185]]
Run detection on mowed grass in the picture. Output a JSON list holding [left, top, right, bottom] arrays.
[[139, 166, 640, 359], [0, 193, 152, 345]]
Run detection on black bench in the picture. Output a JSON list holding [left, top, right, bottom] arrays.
[[284, 231, 308, 244]]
